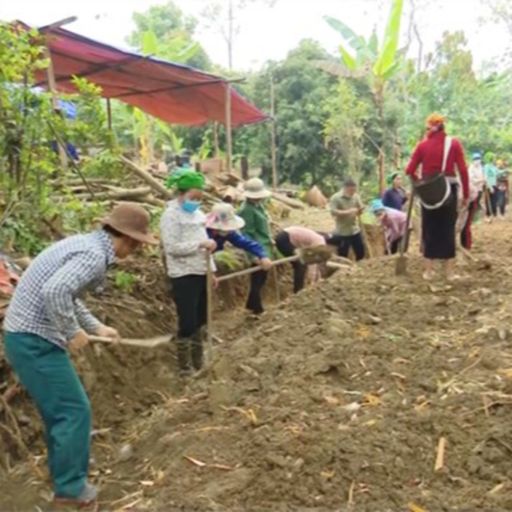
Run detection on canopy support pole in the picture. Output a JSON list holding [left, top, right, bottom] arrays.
[[225, 83, 233, 174], [106, 98, 112, 131], [40, 17, 77, 173], [270, 76, 278, 190], [45, 47, 68, 171]]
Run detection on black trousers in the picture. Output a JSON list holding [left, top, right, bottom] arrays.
[[486, 187, 498, 217], [246, 270, 268, 315], [331, 233, 365, 261], [170, 275, 207, 338], [421, 184, 457, 260], [388, 237, 403, 255], [275, 231, 307, 293], [496, 189, 507, 216]]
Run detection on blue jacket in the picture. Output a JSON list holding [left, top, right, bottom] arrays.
[[207, 229, 266, 259], [382, 187, 407, 211]]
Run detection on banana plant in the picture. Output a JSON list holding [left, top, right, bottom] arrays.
[[324, 0, 404, 193], [129, 29, 200, 163]]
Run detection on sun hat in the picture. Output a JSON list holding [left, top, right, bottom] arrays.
[[243, 178, 272, 200], [165, 169, 205, 192], [101, 203, 158, 244], [206, 203, 245, 231], [343, 177, 357, 188], [472, 152, 482, 161]]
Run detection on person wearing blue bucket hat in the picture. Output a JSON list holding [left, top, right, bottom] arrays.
[[370, 199, 407, 255]]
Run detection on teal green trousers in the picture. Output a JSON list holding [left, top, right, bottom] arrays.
[[4, 332, 91, 498]]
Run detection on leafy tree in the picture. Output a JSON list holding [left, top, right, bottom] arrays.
[[236, 40, 339, 189], [324, 0, 405, 192], [0, 24, 120, 254], [128, 1, 211, 70]]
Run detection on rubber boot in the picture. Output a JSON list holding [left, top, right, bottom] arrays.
[[176, 338, 192, 376], [191, 332, 204, 371]]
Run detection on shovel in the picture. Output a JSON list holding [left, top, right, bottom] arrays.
[[217, 245, 333, 283], [89, 334, 172, 349], [395, 190, 416, 276]]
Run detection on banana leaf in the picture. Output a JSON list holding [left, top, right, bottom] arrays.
[[373, 0, 404, 77]]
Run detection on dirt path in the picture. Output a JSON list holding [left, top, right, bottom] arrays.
[[3, 218, 512, 511]]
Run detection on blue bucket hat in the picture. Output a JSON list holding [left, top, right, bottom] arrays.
[[370, 199, 385, 215], [472, 152, 482, 161]]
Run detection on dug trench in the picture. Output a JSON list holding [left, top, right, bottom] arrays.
[[3, 220, 512, 511]]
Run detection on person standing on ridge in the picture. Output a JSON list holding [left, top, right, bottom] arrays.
[[382, 172, 408, 211], [484, 153, 499, 221], [496, 159, 509, 219], [405, 113, 469, 281], [460, 152, 485, 249], [329, 177, 366, 261]]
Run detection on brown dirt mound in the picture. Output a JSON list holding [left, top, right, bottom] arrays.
[[111, 243, 512, 512], [3, 221, 512, 511]]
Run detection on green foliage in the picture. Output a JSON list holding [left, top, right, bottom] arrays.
[[128, 1, 211, 70], [114, 270, 138, 293], [324, 0, 404, 192], [237, 40, 339, 187], [214, 249, 249, 273], [0, 23, 122, 255], [373, 0, 404, 77]]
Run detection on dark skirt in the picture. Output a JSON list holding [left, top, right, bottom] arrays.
[[421, 184, 457, 260]]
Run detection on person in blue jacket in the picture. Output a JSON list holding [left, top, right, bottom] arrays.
[[206, 202, 273, 272]]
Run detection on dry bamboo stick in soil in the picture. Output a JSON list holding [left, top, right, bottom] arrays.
[[435, 436, 446, 471]]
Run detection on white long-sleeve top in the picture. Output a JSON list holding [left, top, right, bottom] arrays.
[[160, 199, 216, 278]]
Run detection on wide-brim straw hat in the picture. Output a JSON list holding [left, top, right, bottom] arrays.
[[206, 203, 245, 231], [101, 203, 158, 244], [243, 178, 272, 199]]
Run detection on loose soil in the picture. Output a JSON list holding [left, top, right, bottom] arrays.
[[2, 218, 512, 512]]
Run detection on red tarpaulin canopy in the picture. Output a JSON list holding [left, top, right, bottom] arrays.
[[23, 22, 267, 127]]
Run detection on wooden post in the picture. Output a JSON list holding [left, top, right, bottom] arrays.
[[213, 122, 220, 157], [40, 17, 77, 172], [106, 98, 112, 131], [270, 76, 278, 190], [45, 46, 68, 171], [241, 156, 249, 180], [225, 83, 233, 174], [206, 253, 214, 367]]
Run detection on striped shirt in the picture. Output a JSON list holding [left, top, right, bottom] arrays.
[[4, 230, 115, 349]]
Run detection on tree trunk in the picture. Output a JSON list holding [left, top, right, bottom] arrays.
[[227, 0, 234, 70], [374, 85, 386, 195]]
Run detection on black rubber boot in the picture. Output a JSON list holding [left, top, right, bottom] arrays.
[[190, 334, 204, 371], [176, 338, 192, 376]]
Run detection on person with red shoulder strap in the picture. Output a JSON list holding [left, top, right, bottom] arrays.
[[405, 113, 469, 281]]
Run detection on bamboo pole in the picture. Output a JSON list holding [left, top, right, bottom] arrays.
[[270, 76, 278, 190], [39, 17, 77, 172], [217, 256, 299, 283], [206, 253, 214, 366], [106, 98, 112, 131], [45, 46, 68, 171], [225, 83, 233, 174]]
